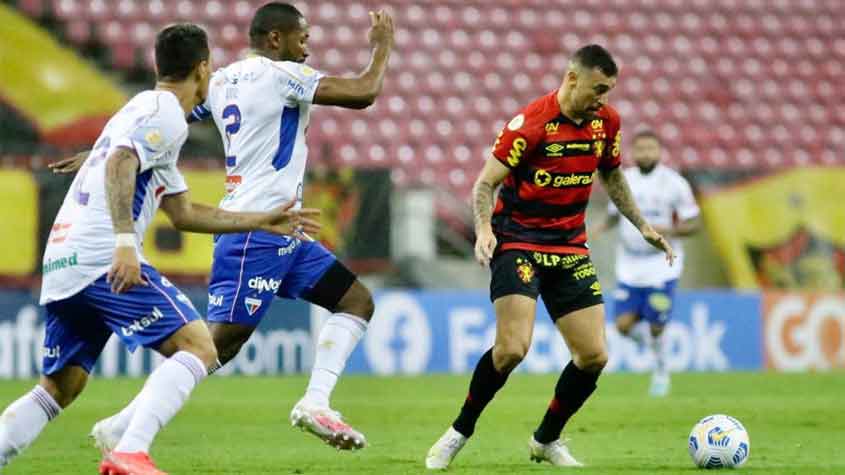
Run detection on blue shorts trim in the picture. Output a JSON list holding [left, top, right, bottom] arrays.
[[42, 264, 201, 375], [206, 231, 336, 326], [612, 279, 678, 325]]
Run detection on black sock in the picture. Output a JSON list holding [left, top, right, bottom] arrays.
[[533, 360, 601, 444], [452, 348, 511, 437]]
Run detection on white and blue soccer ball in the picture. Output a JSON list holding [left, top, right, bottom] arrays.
[[688, 414, 750, 469]]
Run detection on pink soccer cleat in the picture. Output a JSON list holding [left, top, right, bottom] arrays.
[[98, 451, 168, 475], [290, 399, 367, 450]]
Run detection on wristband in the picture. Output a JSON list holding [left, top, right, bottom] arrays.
[[115, 233, 137, 250]]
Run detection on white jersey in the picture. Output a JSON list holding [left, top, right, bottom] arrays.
[[192, 56, 324, 212], [609, 164, 699, 287], [40, 90, 189, 304]]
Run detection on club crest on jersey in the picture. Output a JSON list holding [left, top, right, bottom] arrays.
[[515, 257, 535, 284], [545, 122, 560, 134], [144, 129, 162, 146], [244, 297, 263, 316]]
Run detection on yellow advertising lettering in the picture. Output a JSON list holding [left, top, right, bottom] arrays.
[[507, 137, 528, 167]]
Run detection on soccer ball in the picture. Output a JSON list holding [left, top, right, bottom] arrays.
[[688, 414, 750, 469]]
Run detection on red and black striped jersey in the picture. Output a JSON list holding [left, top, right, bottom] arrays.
[[490, 90, 622, 255]]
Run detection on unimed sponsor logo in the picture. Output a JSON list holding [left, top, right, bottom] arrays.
[[42, 252, 78, 275], [763, 292, 845, 370]]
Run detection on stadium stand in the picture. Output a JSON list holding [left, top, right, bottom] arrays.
[[11, 0, 845, 201]]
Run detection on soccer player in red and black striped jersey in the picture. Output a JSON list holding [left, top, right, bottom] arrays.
[[427, 45, 675, 469]]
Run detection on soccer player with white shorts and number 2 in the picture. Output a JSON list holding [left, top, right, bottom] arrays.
[[0, 24, 318, 475], [591, 130, 700, 397]]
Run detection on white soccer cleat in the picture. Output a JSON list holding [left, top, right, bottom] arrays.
[[290, 400, 367, 450], [425, 426, 468, 470], [649, 371, 670, 397], [529, 436, 584, 467], [90, 418, 122, 455]]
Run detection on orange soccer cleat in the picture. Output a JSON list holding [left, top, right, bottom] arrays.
[[98, 451, 168, 475]]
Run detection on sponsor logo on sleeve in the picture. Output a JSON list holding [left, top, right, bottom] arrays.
[[507, 113, 525, 131], [507, 137, 528, 167]]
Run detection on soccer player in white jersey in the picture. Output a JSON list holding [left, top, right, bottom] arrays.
[[0, 24, 318, 475], [76, 2, 394, 452], [591, 130, 700, 396]]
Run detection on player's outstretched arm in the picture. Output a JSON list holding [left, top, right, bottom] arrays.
[[599, 166, 676, 265], [472, 157, 510, 267], [105, 147, 147, 293], [48, 150, 89, 174], [159, 191, 321, 237], [656, 215, 701, 238], [313, 10, 394, 109]]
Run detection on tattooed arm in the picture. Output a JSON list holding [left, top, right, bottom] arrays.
[[160, 191, 321, 237], [472, 157, 511, 266], [599, 166, 676, 264], [104, 147, 145, 293]]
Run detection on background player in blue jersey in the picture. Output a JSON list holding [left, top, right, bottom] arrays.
[[591, 130, 700, 396], [50, 2, 395, 453], [2, 24, 319, 475]]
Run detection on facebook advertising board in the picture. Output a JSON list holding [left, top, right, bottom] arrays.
[[0, 289, 767, 378], [346, 289, 762, 374]]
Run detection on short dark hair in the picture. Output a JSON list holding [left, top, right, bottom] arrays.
[[572, 44, 618, 77], [633, 129, 661, 143], [154, 23, 209, 81], [250, 2, 303, 46]]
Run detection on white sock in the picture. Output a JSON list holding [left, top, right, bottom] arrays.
[[0, 385, 61, 465], [651, 333, 666, 374], [114, 351, 207, 454], [304, 313, 367, 408]]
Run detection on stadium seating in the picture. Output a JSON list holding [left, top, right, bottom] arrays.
[[21, 0, 845, 200]]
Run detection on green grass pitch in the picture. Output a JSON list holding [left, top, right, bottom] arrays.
[[1, 372, 842, 474]]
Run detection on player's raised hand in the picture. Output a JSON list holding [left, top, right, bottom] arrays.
[[48, 151, 87, 174], [640, 223, 676, 266], [107, 246, 147, 293], [262, 200, 322, 238], [474, 226, 498, 267], [368, 9, 394, 49]]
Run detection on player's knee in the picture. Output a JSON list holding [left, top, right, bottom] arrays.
[[575, 349, 609, 373], [180, 339, 218, 369], [336, 283, 375, 321], [39, 375, 86, 409], [615, 315, 635, 335], [493, 342, 528, 372]]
